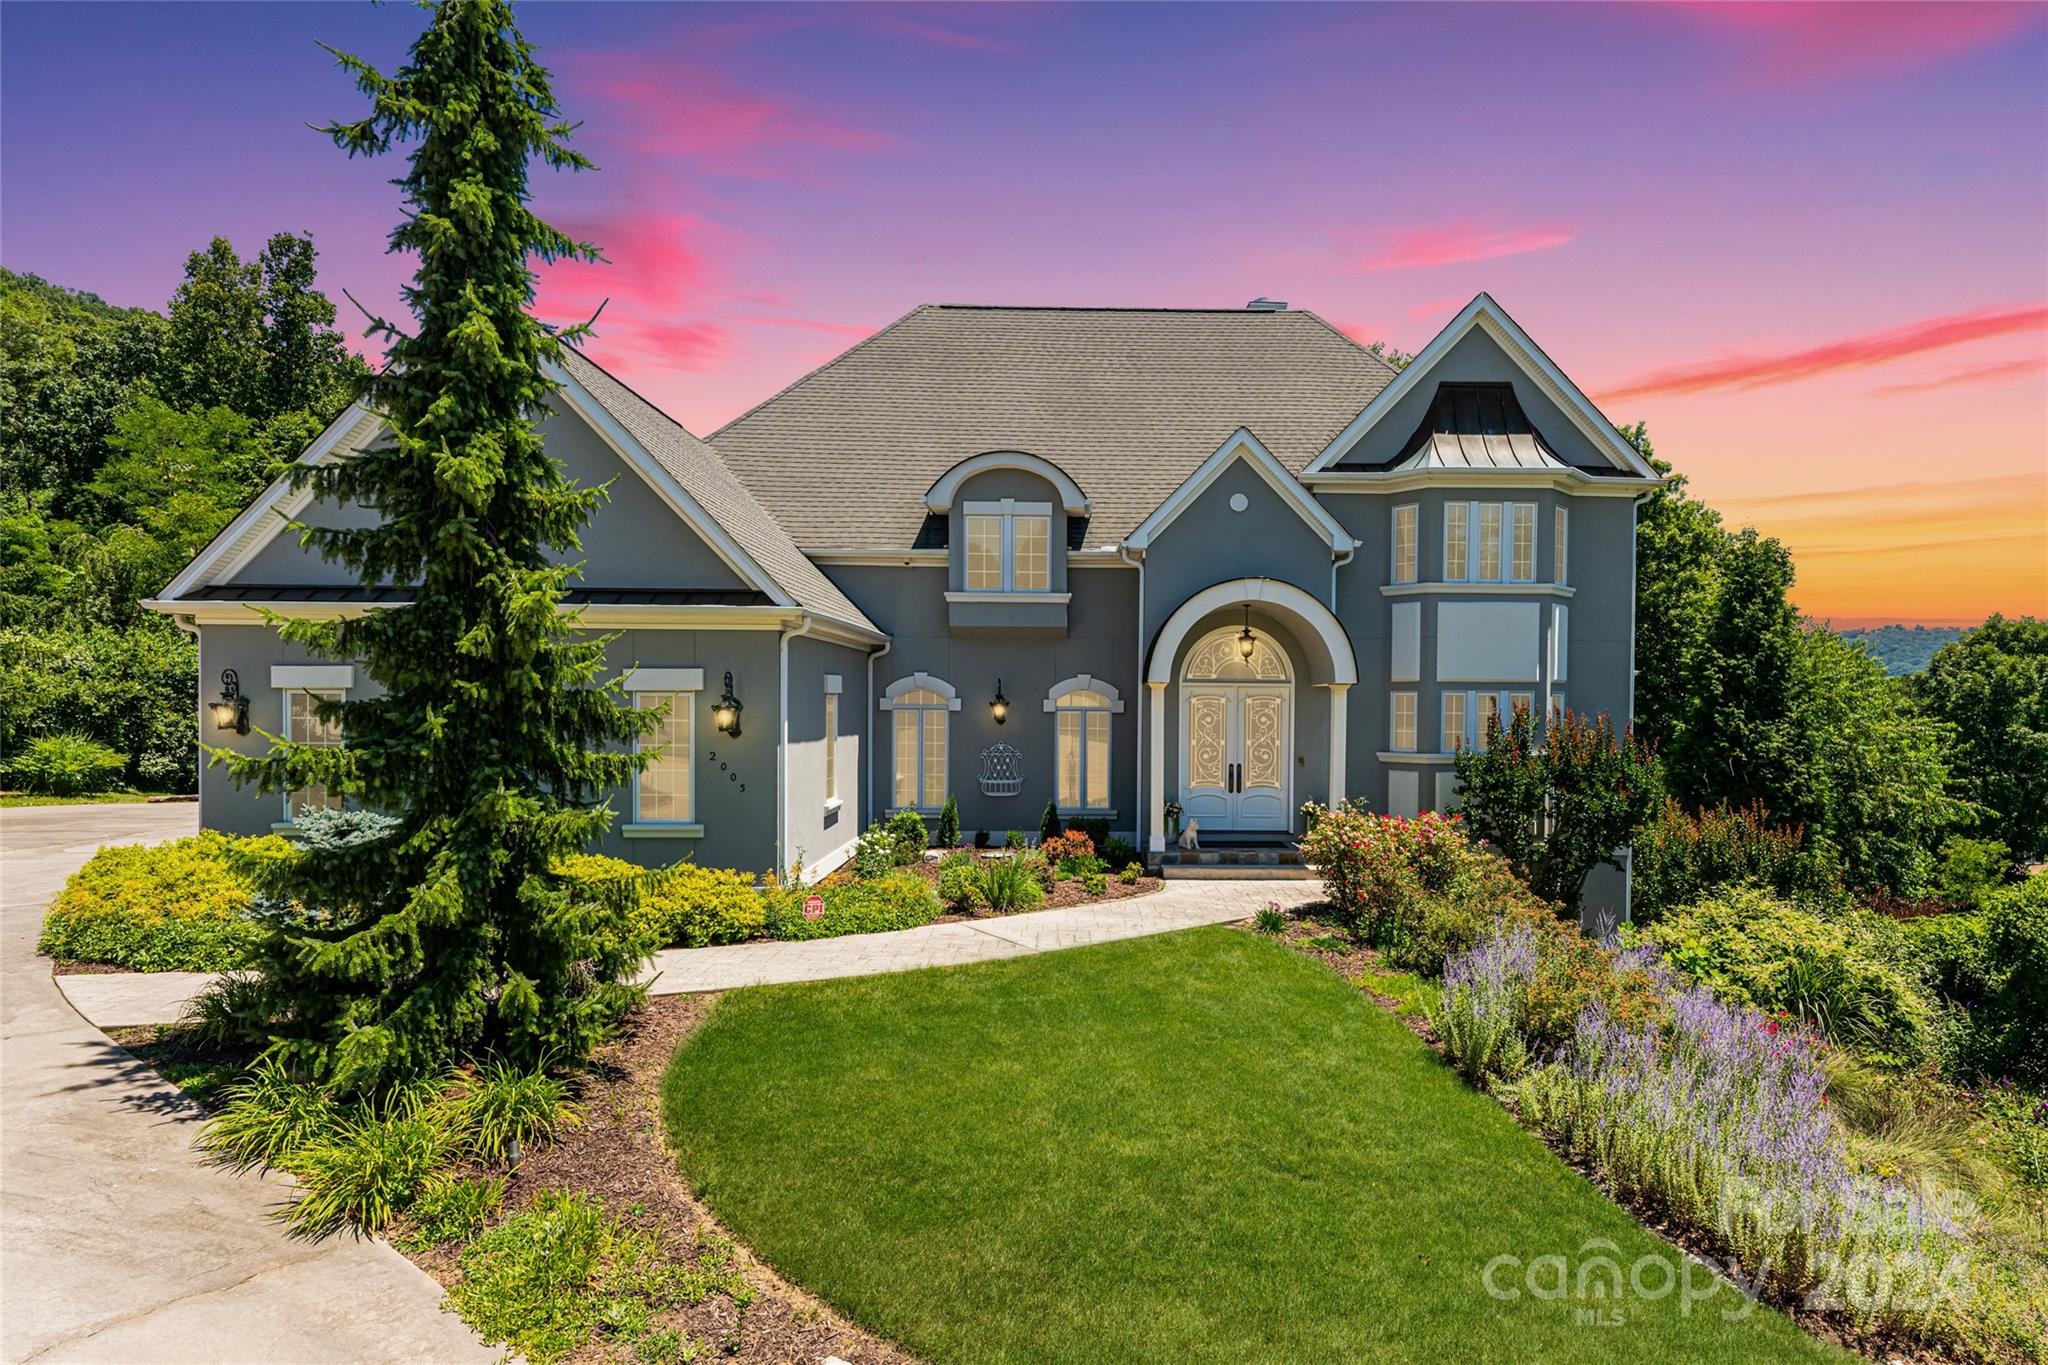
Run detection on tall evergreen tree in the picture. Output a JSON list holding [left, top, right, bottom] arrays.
[[219, 0, 653, 1089]]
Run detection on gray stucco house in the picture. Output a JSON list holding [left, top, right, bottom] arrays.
[[148, 292, 1661, 920]]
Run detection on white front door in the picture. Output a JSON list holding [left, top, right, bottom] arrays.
[[1180, 684, 1291, 832]]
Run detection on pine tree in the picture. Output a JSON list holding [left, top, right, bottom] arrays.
[[219, 0, 652, 1090], [1039, 799, 1061, 845], [937, 794, 960, 849]]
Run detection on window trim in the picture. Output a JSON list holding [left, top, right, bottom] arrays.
[[1389, 691, 1418, 753], [882, 673, 958, 813], [281, 685, 346, 824], [1046, 675, 1122, 813], [1391, 503, 1418, 585], [629, 682, 701, 831], [962, 498, 1054, 594]]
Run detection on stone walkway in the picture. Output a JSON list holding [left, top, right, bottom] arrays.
[[0, 803, 494, 1365], [60, 872, 1319, 1028]]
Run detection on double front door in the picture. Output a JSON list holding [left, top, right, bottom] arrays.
[[1180, 684, 1291, 831]]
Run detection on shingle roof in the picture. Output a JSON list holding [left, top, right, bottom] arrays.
[[703, 305, 1401, 549], [559, 349, 878, 633]]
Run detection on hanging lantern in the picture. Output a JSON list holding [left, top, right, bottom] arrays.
[[209, 669, 249, 735], [990, 678, 1009, 725], [1237, 604, 1257, 661], [711, 671, 743, 737]]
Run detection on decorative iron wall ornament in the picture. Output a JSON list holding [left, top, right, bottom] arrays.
[[978, 742, 1023, 797]]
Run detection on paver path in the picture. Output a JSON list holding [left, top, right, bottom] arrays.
[[0, 803, 493, 1365]]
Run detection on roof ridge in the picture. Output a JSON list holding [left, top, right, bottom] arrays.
[[708, 304, 932, 440], [927, 303, 1317, 314]]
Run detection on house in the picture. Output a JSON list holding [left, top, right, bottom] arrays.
[[148, 293, 1662, 925]]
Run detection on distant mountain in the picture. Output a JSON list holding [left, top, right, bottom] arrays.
[[1836, 624, 1969, 675]]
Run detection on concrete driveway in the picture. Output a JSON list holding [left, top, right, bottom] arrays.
[[0, 803, 493, 1364]]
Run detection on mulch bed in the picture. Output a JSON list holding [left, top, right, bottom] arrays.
[[405, 994, 923, 1365], [1253, 914, 1951, 1365], [900, 846, 1165, 912]]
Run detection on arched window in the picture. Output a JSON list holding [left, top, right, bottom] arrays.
[[881, 674, 959, 811], [1045, 676, 1123, 813]]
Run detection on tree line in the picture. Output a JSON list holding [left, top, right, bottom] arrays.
[[0, 240, 366, 789]]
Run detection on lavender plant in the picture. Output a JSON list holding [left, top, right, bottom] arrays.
[[1518, 985, 1971, 1339], [1432, 924, 1539, 1085]]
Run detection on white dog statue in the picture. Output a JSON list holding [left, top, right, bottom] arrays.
[[1177, 818, 1200, 851]]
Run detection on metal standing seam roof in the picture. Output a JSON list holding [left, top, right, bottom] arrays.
[[1387, 382, 1580, 472], [699, 305, 1402, 550], [559, 350, 879, 632]]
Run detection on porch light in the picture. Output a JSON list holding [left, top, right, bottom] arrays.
[[711, 671, 743, 738], [990, 679, 1009, 725], [1237, 605, 1257, 661], [209, 669, 249, 735]]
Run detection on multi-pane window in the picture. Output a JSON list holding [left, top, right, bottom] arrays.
[[1476, 692, 1501, 749], [962, 501, 1051, 593], [1548, 693, 1567, 727], [1441, 691, 1466, 753], [634, 692, 694, 823], [1390, 692, 1417, 752], [1511, 503, 1536, 581], [892, 688, 949, 810], [285, 688, 344, 819], [1553, 507, 1569, 584], [1477, 504, 1503, 580], [823, 691, 839, 804], [1444, 503, 1470, 581], [1053, 688, 1113, 811], [1507, 691, 1534, 721], [1391, 504, 1418, 584], [966, 515, 1004, 590]]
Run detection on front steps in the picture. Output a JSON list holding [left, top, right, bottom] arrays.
[[1156, 844, 1317, 881]]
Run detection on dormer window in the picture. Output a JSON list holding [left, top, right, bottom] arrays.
[[964, 500, 1051, 593]]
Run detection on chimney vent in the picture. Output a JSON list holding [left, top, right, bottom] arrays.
[[1245, 296, 1288, 311]]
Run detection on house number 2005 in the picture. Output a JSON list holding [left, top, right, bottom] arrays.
[[703, 750, 744, 793]]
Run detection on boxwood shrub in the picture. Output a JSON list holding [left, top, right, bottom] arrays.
[[38, 831, 287, 971], [765, 871, 940, 941]]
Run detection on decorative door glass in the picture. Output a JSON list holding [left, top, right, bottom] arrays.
[[1242, 694, 1283, 790], [1188, 694, 1227, 790]]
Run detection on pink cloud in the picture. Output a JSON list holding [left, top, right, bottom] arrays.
[[1673, 2, 2042, 86], [731, 315, 874, 338], [1407, 296, 1465, 321], [537, 210, 734, 374], [1871, 356, 2048, 397], [1598, 303, 2048, 401], [559, 53, 895, 175], [1348, 220, 1575, 273]]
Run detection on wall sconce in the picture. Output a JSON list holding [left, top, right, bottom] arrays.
[[711, 671, 743, 737], [1237, 604, 1257, 661], [990, 678, 1009, 725], [209, 668, 249, 735]]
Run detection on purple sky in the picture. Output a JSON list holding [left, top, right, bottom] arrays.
[[6, 2, 2045, 624]]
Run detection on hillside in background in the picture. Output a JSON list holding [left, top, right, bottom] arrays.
[[1837, 623, 1970, 675]]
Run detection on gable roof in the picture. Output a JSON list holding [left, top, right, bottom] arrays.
[[152, 353, 878, 638], [1304, 293, 1660, 480], [1124, 428, 1356, 553], [555, 351, 876, 632], [705, 305, 1400, 549]]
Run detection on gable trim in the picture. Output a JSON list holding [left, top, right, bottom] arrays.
[[158, 403, 384, 600], [1301, 294, 1661, 480], [543, 361, 796, 609], [1122, 428, 1357, 553]]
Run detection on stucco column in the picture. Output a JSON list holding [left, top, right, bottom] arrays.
[[1327, 683, 1350, 808], [1147, 681, 1167, 853]]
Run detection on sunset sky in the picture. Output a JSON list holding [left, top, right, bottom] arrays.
[[5, 1, 2043, 627]]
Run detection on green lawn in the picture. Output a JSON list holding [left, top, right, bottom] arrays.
[[0, 791, 170, 808], [662, 927, 1843, 1364]]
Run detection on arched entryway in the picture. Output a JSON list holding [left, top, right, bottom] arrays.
[[1178, 625, 1293, 831], [1144, 578, 1358, 854]]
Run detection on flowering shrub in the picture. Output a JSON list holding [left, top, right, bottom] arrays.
[[1518, 989, 1970, 1338], [1434, 925, 1538, 1085], [1630, 798, 1845, 923], [1039, 830, 1095, 871], [1297, 805, 1476, 939], [38, 831, 287, 970]]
